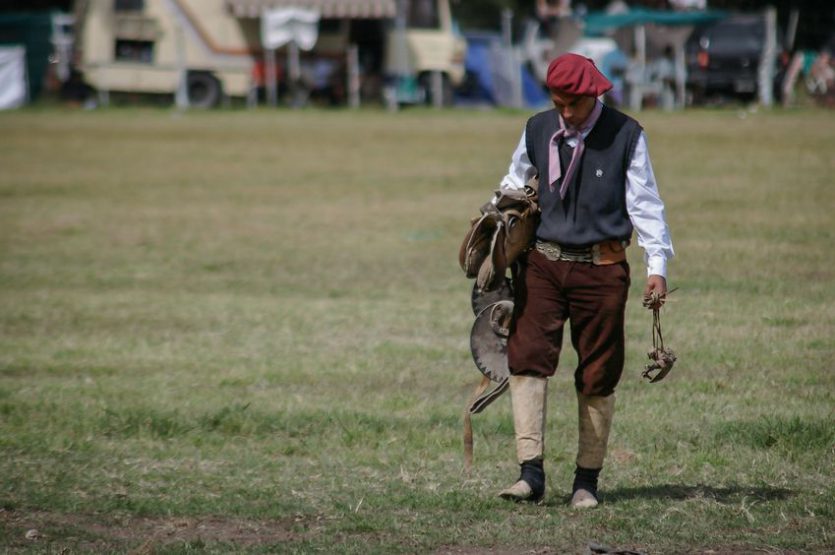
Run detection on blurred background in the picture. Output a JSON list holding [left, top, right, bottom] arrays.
[[0, 0, 833, 112]]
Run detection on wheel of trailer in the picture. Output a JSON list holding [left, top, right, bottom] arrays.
[[186, 72, 221, 109]]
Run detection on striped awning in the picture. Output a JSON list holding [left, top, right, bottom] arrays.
[[225, 0, 396, 19]]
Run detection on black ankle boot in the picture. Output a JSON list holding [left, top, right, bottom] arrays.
[[572, 465, 600, 498], [519, 459, 545, 501]]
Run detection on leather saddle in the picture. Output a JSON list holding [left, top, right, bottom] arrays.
[[459, 178, 540, 292]]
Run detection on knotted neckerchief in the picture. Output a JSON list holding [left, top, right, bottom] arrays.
[[548, 100, 603, 198]]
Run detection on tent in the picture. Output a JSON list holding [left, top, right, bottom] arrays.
[[457, 32, 548, 108], [0, 46, 28, 109], [583, 7, 725, 37], [582, 7, 726, 109], [0, 13, 55, 102]]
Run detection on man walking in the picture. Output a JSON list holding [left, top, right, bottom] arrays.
[[496, 53, 674, 507]]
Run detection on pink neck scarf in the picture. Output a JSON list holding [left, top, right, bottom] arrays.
[[548, 100, 603, 199]]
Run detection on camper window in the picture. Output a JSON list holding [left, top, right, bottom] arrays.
[[407, 0, 439, 29], [115, 39, 153, 63], [115, 0, 145, 12], [320, 19, 342, 33]]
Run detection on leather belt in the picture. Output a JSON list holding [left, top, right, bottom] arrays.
[[535, 239, 628, 265]]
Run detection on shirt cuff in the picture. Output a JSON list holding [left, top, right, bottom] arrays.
[[646, 255, 667, 279]]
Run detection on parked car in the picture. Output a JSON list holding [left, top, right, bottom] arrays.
[[686, 14, 777, 102]]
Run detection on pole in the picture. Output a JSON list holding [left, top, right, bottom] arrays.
[[785, 9, 799, 52], [631, 24, 646, 112], [431, 71, 443, 108], [758, 7, 777, 107], [385, 0, 411, 110], [288, 40, 302, 107], [501, 8, 523, 109], [674, 42, 686, 109], [347, 44, 360, 109], [265, 47, 277, 107], [174, 22, 189, 110]]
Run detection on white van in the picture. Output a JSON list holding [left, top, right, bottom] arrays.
[[385, 0, 467, 105]]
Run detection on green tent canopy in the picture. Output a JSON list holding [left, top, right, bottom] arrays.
[[583, 7, 726, 36]]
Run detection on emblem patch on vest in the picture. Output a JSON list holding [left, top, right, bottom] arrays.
[[595, 169, 604, 177]]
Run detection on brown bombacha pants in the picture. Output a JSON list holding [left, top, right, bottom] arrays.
[[507, 249, 630, 396]]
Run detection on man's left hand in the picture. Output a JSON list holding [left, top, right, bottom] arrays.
[[643, 275, 668, 309]]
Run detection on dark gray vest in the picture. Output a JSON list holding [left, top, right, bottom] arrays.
[[525, 105, 642, 247]]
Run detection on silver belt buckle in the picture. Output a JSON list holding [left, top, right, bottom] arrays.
[[536, 240, 562, 261], [536, 241, 593, 263]]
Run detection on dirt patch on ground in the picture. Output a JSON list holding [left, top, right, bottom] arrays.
[[0, 507, 322, 551]]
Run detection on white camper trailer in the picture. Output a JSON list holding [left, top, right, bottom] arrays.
[[74, 0, 465, 107], [75, 0, 259, 107]]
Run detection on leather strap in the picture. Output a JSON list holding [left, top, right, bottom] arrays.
[[464, 375, 510, 473], [470, 376, 509, 414]]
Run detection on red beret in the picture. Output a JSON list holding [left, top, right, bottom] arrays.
[[546, 53, 612, 97]]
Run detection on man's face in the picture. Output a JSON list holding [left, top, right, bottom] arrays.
[[549, 89, 596, 128]]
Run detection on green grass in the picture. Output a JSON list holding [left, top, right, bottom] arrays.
[[0, 105, 833, 553]]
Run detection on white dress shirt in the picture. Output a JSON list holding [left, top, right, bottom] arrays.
[[498, 117, 674, 278]]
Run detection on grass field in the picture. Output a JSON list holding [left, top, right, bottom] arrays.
[[0, 105, 833, 554]]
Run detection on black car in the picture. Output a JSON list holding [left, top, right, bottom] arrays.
[[686, 15, 775, 102]]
